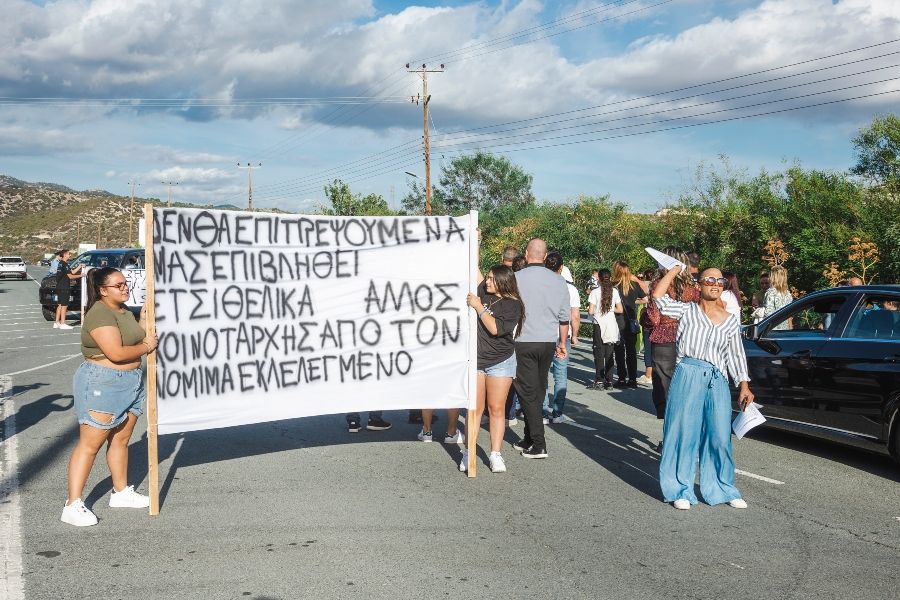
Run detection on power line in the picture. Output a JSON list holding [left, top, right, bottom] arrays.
[[431, 66, 900, 149], [432, 88, 900, 157]]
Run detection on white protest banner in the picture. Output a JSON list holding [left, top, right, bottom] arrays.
[[81, 267, 147, 310], [151, 207, 477, 435]]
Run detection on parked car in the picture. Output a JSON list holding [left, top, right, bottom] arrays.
[[38, 248, 145, 320], [0, 256, 27, 280], [736, 285, 900, 465], [39, 257, 52, 267]]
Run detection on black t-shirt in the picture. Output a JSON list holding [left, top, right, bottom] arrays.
[[56, 260, 72, 289], [619, 281, 646, 320], [476, 291, 521, 370]]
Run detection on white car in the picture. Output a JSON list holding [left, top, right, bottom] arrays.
[[0, 256, 27, 280]]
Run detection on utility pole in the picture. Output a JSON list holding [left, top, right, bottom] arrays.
[[237, 162, 262, 210], [127, 180, 140, 247], [161, 181, 179, 207], [407, 63, 444, 216]]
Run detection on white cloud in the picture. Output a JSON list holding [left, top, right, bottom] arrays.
[[122, 144, 234, 164], [145, 166, 236, 184], [0, 125, 90, 155]]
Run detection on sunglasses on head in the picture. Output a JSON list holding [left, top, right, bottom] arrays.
[[700, 276, 728, 287]]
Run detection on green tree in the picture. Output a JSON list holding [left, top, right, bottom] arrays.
[[399, 179, 447, 215], [322, 179, 391, 216], [852, 113, 900, 200], [437, 151, 536, 213]]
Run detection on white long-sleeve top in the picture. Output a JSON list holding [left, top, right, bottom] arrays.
[[655, 294, 750, 384]]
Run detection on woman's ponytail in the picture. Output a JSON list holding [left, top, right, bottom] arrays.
[[84, 267, 117, 313]]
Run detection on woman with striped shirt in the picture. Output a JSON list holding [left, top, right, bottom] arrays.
[[653, 264, 755, 510]]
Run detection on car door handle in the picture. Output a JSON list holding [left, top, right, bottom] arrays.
[[887, 355, 900, 364]]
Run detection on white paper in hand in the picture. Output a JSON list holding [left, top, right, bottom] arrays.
[[732, 402, 766, 440], [645, 247, 688, 272]]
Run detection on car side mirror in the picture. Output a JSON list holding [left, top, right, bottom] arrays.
[[744, 324, 760, 341]]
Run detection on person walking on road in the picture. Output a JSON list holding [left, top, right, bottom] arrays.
[[61, 267, 158, 527], [460, 264, 525, 473], [543, 252, 580, 423], [612, 260, 648, 387], [587, 269, 622, 389], [54, 249, 83, 330], [512, 239, 570, 459], [652, 265, 755, 511]]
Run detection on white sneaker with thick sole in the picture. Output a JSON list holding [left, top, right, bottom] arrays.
[[550, 415, 566, 424], [109, 485, 150, 508], [417, 429, 433, 442], [636, 375, 652, 386], [444, 430, 465, 444], [61, 499, 98, 526], [52, 323, 60, 329], [673, 499, 691, 510], [459, 450, 468, 472], [728, 498, 748, 509], [57, 323, 73, 330], [489, 452, 507, 473]]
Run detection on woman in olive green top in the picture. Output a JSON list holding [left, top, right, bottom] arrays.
[[61, 267, 158, 527]]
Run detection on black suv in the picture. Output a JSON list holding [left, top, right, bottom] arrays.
[[737, 285, 900, 464], [38, 249, 145, 320]]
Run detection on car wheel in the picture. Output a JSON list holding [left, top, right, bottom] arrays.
[[41, 306, 55, 321]]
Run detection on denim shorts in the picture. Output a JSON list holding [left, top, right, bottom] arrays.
[[73, 361, 144, 430], [478, 353, 517, 378]]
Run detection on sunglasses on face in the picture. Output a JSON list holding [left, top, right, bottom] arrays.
[[700, 277, 728, 287]]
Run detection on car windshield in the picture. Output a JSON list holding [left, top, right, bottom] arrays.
[[0, 257, 23, 263], [71, 253, 124, 268]]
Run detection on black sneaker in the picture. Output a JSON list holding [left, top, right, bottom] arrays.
[[366, 417, 392, 431], [603, 380, 612, 390], [627, 380, 639, 388], [521, 447, 548, 459], [348, 420, 361, 433], [613, 381, 627, 389], [512, 440, 532, 452]]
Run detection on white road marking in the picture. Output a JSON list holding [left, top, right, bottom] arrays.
[[0, 353, 82, 377], [4, 333, 80, 341], [560, 419, 597, 431], [0, 393, 25, 600], [0, 327, 79, 334], [0, 321, 52, 326], [735, 469, 785, 485], [594, 434, 629, 451], [0, 342, 80, 351]]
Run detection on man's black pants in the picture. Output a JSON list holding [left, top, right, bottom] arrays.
[[514, 341, 556, 451]]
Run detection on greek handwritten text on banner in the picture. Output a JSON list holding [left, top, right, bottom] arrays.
[[152, 208, 475, 435]]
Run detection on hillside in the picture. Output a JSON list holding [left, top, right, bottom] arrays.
[[0, 176, 255, 262]]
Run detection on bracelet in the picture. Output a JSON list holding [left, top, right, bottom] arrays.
[[478, 308, 489, 318]]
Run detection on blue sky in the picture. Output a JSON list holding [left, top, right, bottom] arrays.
[[2, 0, 898, 213]]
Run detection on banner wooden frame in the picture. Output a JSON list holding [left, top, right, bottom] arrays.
[[144, 204, 160, 515], [466, 210, 478, 477]]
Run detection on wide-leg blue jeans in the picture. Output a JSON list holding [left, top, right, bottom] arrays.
[[659, 357, 742, 505]]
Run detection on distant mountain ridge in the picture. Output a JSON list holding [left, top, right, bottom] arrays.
[[0, 175, 292, 262]]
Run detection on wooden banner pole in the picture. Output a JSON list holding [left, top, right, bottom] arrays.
[[466, 210, 479, 478], [143, 203, 160, 515]]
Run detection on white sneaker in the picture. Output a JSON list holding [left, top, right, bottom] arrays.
[[109, 485, 150, 508], [444, 430, 465, 444], [636, 375, 652, 386], [728, 498, 748, 509], [489, 452, 507, 473], [459, 450, 468, 472], [551, 415, 566, 424], [542, 417, 550, 425], [417, 429, 433, 442], [61, 498, 98, 526], [507, 418, 518, 426], [673, 499, 691, 510], [52, 322, 60, 329], [57, 323, 73, 330]]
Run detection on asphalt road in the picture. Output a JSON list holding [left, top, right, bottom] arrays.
[[1, 265, 898, 600]]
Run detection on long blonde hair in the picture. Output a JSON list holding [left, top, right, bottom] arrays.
[[612, 260, 632, 296], [770, 265, 789, 294]]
